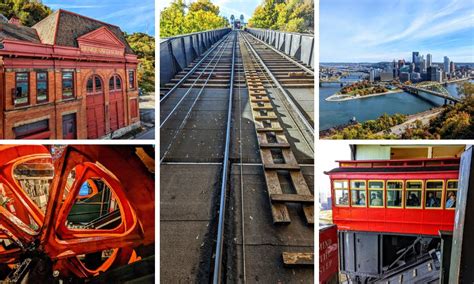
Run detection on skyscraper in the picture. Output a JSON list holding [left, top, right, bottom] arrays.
[[427, 54, 432, 67], [444, 56, 450, 74], [412, 51, 419, 63], [450, 61, 455, 74]]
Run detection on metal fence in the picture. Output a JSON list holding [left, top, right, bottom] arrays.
[[160, 28, 231, 85], [245, 28, 314, 68]]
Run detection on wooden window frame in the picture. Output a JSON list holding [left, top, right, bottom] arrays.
[[109, 74, 122, 91], [405, 180, 423, 209], [333, 180, 349, 207], [425, 180, 444, 210], [62, 71, 75, 99], [368, 180, 385, 208], [128, 70, 135, 90], [445, 179, 458, 210], [14, 72, 30, 107], [386, 180, 404, 209], [36, 71, 48, 104], [350, 180, 367, 207], [86, 75, 103, 95]]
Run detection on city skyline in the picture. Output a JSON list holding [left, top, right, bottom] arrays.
[[320, 0, 474, 63], [43, 0, 155, 34]]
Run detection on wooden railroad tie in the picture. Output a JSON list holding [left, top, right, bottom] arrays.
[[241, 42, 314, 227]]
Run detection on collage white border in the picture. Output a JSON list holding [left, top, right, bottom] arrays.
[[2, 0, 472, 283]]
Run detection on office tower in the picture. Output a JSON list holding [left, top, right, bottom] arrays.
[[427, 53, 432, 67], [444, 56, 450, 74], [412, 51, 419, 63], [450, 61, 455, 74]]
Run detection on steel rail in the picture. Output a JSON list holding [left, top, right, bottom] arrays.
[[160, 33, 230, 102], [212, 31, 236, 284], [236, 32, 247, 283], [241, 32, 314, 135], [246, 32, 314, 75], [160, 34, 231, 128], [160, 35, 232, 163]]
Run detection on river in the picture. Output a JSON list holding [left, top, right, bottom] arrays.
[[319, 78, 470, 131]]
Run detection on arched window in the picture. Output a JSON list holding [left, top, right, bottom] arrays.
[[109, 75, 122, 91], [86, 75, 103, 93]]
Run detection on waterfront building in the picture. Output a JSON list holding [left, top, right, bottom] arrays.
[[399, 72, 410, 83], [436, 69, 443, 82], [380, 72, 394, 82], [0, 10, 140, 139], [444, 56, 451, 74]]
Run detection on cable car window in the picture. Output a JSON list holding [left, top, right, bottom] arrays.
[[387, 181, 403, 208], [368, 180, 384, 207], [350, 180, 366, 207], [334, 180, 349, 206], [425, 180, 443, 209], [446, 180, 458, 209], [406, 180, 422, 208]]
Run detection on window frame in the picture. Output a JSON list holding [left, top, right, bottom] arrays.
[[128, 70, 135, 90], [62, 71, 75, 99], [14, 72, 30, 107], [386, 180, 404, 209], [109, 74, 122, 91], [333, 179, 349, 207], [425, 180, 444, 210], [368, 180, 385, 208], [350, 180, 367, 207], [445, 179, 458, 210], [86, 75, 103, 94], [36, 71, 48, 104], [405, 180, 423, 209]]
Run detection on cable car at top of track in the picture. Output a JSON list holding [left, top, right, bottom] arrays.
[[325, 157, 460, 236]]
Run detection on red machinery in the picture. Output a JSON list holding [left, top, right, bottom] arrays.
[[0, 145, 155, 281], [326, 157, 459, 236]]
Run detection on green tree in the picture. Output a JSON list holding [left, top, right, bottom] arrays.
[[249, 0, 314, 33], [0, 0, 52, 26], [126, 33, 155, 92], [189, 0, 220, 14], [160, 0, 228, 37], [160, 0, 186, 37]]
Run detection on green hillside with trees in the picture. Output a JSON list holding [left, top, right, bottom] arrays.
[[0, 0, 52, 26], [248, 0, 314, 33], [160, 0, 229, 37], [1, 0, 155, 93]]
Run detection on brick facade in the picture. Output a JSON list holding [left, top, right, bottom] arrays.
[[0, 10, 140, 139]]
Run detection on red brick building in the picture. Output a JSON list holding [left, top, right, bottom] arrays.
[[0, 10, 140, 139]]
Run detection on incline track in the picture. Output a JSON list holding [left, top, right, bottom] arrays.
[[160, 30, 314, 283]]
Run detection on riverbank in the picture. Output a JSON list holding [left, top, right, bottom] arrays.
[[325, 89, 403, 101], [376, 107, 444, 136]]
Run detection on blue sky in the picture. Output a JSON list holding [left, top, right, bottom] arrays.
[[43, 0, 155, 35], [320, 0, 474, 63], [159, 0, 256, 23]]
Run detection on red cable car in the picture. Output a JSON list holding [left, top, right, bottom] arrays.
[[325, 157, 460, 282]]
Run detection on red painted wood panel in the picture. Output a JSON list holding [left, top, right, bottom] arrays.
[[86, 94, 105, 139], [109, 90, 125, 131]]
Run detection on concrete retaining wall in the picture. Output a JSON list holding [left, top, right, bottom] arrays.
[[246, 28, 314, 68], [160, 28, 231, 85]]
